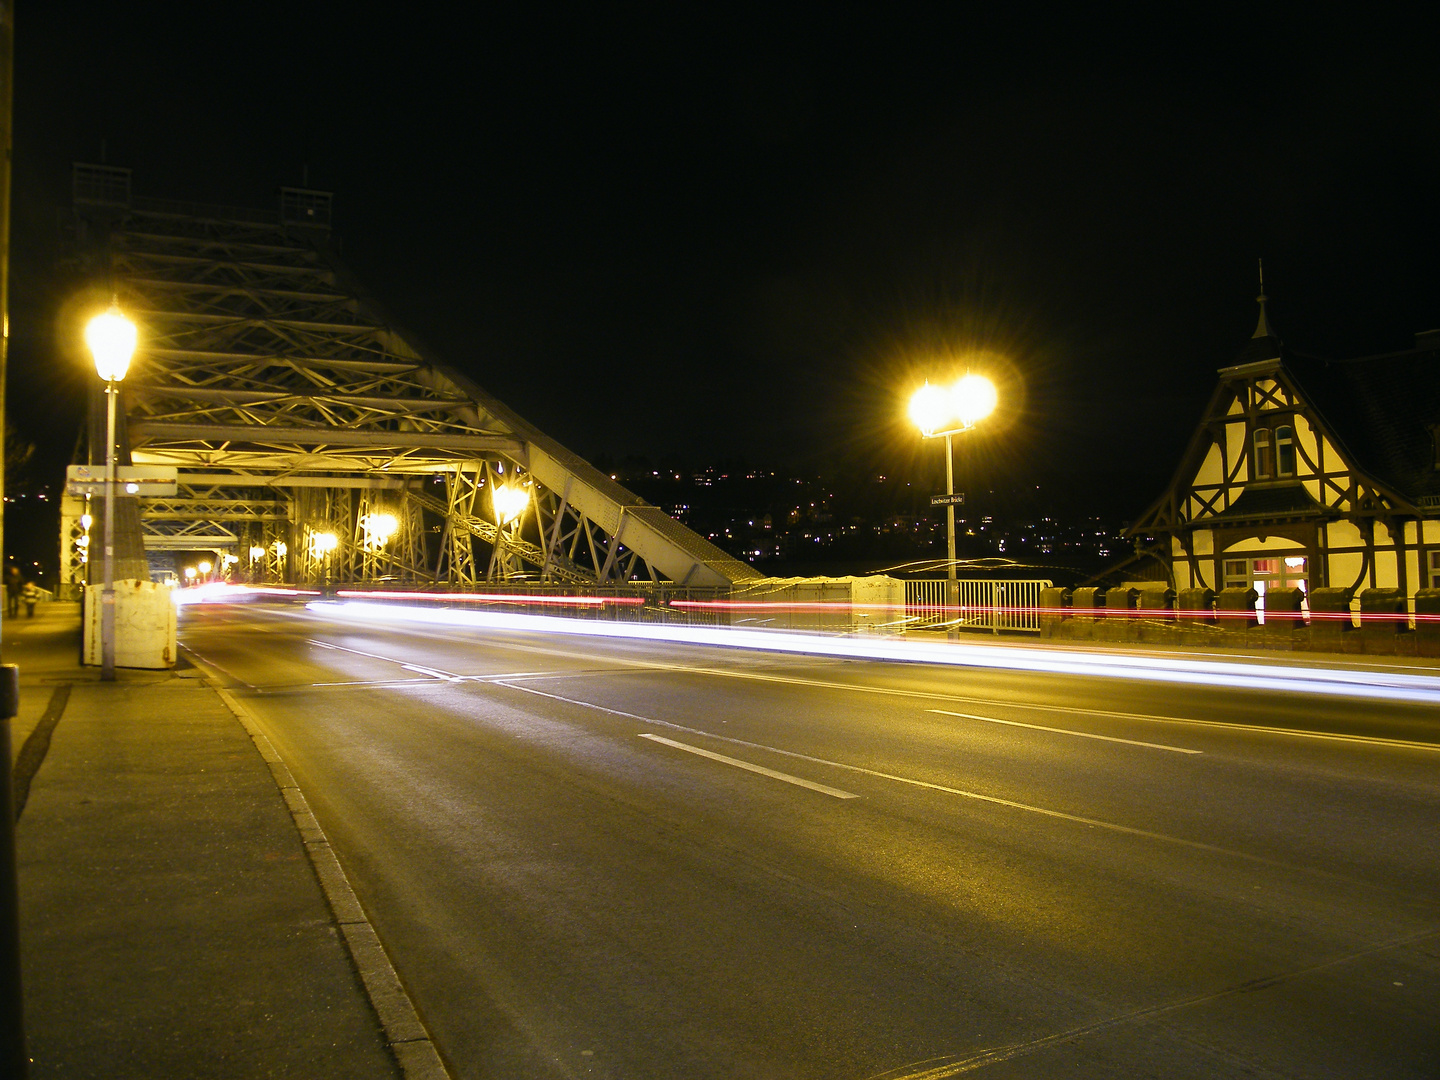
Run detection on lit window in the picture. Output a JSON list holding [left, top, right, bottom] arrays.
[[1222, 554, 1308, 593], [1276, 425, 1296, 477], [1253, 428, 1272, 479]]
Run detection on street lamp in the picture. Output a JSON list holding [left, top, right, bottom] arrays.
[[909, 372, 997, 635], [86, 301, 137, 681], [491, 484, 528, 526], [360, 512, 399, 549], [489, 484, 530, 582], [309, 531, 339, 558], [309, 530, 339, 586]]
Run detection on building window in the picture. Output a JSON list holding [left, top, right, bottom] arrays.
[[1253, 428, 1272, 479], [1431, 549, 1440, 588], [1222, 555, 1308, 595], [1275, 425, 1296, 477]]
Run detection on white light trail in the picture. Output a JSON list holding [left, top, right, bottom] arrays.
[[307, 601, 1440, 706]]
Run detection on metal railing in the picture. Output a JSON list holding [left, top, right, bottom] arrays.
[[905, 578, 1053, 633], [192, 576, 1062, 636]]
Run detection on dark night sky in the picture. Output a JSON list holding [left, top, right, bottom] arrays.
[[9, 7, 1440, 517]]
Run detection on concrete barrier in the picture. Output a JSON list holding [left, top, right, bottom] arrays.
[[83, 581, 177, 669]]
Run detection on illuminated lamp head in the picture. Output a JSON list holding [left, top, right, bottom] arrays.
[[86, 302, 138, 382], [908, 381, 950, 437], [951, 373, 997, 428], [360, 512, 399, 548], [491, 484, 529, 526]]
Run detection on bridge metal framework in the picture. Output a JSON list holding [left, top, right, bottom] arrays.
[[61, 165, 763, 593]]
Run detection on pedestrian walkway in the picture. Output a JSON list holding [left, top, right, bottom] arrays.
[[3, 602, 401, 1079]]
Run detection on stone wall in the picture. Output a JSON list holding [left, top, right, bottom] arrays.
[[1037, 586, 1440, 658]]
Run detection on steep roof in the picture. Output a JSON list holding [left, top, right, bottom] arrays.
[[1284, 343, 1440, 501], [1129, 306, 1440, 538]]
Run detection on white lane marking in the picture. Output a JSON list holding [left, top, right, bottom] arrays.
[[400, 663, 460, 681], [500, 681, 656, 723], [306, 633, 541, 685], [638, 734, 860, 800], [499, 683, 1274, 865], [929, 709, 1202, 754]]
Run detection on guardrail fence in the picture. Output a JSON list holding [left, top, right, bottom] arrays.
[[905, 579, 1053, 634]]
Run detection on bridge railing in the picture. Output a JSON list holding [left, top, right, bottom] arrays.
[[319, 577, 1052, 635], [905, 579, 1053, 634]]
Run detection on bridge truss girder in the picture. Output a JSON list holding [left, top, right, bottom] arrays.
[[67, 166, 762, 591]]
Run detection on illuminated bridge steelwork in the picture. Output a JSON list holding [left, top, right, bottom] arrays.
[[61, 164, 763, 592]]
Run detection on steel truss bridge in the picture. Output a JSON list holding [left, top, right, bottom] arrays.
[[61, 165, 763, 593]]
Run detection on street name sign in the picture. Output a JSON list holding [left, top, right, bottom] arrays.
[[66, 464, 179, 498], [929, 492, 965, 507]]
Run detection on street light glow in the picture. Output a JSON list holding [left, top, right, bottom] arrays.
[[909, 373, 998, 436], [492, 484, 529, 526], [85, 303, 137, 382], [907, 381, 950, 437], [952, 373, 997, 427], [361, 512, 399, 548], [310, 531, 339, 557]]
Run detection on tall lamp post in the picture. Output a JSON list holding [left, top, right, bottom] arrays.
[[487, 483, 530, 581], [86, 302, 137, 681], [909, 372, 997, 635]]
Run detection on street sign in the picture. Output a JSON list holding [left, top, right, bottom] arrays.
[[929, 492, 965, 507], [66, 464, 179, 498]]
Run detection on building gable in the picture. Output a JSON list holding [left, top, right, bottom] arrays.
[[1130, 304, 1440, 598]]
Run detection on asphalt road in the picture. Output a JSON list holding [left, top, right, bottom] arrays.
[[182, 601, 1440, 1080]]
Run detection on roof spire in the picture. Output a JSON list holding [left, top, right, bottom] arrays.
[[1228, 258, 1283, 367], [1252, 257, 1273, 340]]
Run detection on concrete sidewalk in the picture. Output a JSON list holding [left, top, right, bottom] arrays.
[[3, 601, 402, 1078]]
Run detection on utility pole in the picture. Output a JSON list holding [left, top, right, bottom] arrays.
[[0, 2, 29, 1074]]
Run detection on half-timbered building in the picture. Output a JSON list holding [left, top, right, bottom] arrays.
[[1131, 295, 1440, 609]]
